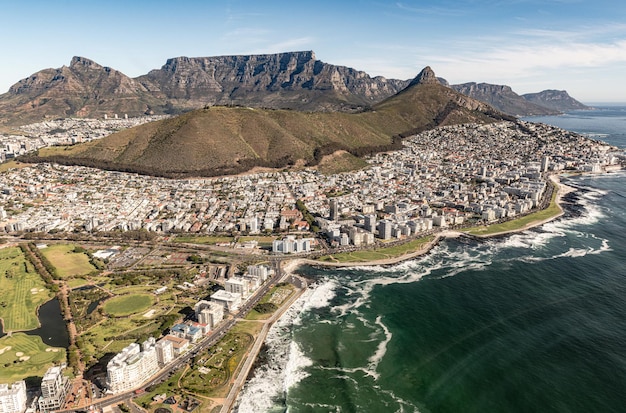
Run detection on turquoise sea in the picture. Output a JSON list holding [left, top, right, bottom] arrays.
[[235, 107, 626, 413]]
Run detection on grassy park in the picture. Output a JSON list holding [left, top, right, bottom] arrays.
[[238, 235, 277, 247], [0, 247, 52, 332], [102, 293, 155, 317], [172, 235, 234, 245], [0, 333, 66, 382], [246, 283, 295, 320], [317, 235, 435, 263], [39, 244, 96, 278], [136, 321, 263, 412]]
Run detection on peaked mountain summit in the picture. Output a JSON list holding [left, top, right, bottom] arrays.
[[408, 66, 441, 86]]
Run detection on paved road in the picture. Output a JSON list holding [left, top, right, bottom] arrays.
[[220, 278, 305, 413]]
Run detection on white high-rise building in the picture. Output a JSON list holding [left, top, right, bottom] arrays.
[[247, 264, 273, 281], [38, 366, 71, 413], [0, 381, 26, 413], [364, 214, 376, 233], [272, 236, 313, 254], [106, 338, 159, 394], [155, 338, 175, 367], [197, 302, 224, 329], [378, 220, 393, 240], [225, 277, 249, 297]]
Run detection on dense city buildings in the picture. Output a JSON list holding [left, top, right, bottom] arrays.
[[0, 120, 621, 249]]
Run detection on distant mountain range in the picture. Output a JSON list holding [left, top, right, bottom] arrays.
[[0, 51, 588, 126], [22, 67, 515, 178]]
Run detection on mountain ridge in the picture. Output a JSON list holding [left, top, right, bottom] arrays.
[[521, 89, 590, 112], [0, 51, 588, 126], [22, 67, 514, 178]]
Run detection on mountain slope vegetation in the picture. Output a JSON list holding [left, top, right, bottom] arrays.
[[22, 68, 515, 177]]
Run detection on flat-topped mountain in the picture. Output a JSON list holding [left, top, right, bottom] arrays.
[[521, 90, 590, 112], [0, 52, 410, 125], [0, 51, 589, 126], [23, 67, 514, 178], [136, 51, 409, 112]]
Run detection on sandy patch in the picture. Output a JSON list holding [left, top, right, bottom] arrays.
[[15, 351, 24, 357], [143, 309, 157, 318]]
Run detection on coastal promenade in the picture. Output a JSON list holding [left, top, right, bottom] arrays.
[[220, 273, 306, 413]]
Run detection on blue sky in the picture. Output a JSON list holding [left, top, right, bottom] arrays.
[[2, 0, 625, 102]]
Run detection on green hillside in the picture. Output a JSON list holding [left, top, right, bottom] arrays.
[[22, 77, 513, 177]]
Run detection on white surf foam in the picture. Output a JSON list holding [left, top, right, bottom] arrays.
[[235, 283, 333, 412], [367, 316, 393, 378]]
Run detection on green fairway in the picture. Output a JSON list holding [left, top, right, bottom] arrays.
[[40, 244, 96, 278], [0, 333, 66, 382], [0, 247, 52, 332], [102, 294, 155, 317]]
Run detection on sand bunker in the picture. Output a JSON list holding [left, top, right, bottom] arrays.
[[19, 356, 30, 361], [15, 351, 24, 357], [30, 288, 38, 293], [0, 346, 11, 354], [143, 309, 157, 318]]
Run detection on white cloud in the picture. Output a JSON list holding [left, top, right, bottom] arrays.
[[429, 39, 626, 82]]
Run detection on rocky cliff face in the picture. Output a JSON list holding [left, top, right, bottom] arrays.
[[0, 57, 161, 125], [0, 52, 411, 125], [0, 51, 589, 126], [451, 82, 560, 116], [521, 90, 590, 112], [137, 51, 409, 111]]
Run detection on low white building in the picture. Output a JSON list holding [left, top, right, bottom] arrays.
[[272, 236, 313, 253], [0, 381, 26, 413], [210, 290, 242, 312]]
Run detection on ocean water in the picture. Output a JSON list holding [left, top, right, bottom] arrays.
[[235, 107, 626, 413]]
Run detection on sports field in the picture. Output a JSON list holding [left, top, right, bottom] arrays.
[[0, 247, 52, 332], [0, 333, 66, 382], [102, 293, 155, 317], [40, 244, 96, 278]]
